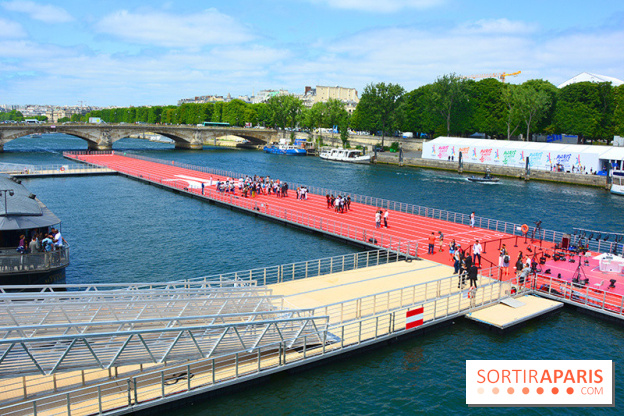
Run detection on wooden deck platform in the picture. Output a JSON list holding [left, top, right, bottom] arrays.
[[465, 294, 563, 331]]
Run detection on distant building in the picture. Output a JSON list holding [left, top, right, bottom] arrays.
[[177, 95, 225, 105], [250, 89, 291, 104], [558, 72, 624, 88], [302, 85, 359, 114]]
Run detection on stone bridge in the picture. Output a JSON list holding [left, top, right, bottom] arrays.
[[0, 124, 279, 151]]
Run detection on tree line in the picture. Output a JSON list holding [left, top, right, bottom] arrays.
[[72, 74, 624, 146]]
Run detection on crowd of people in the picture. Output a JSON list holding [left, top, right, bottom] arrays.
[[326, 194, 352, 213], [16, 228, 65, 254], [209, 175, 291, 198]]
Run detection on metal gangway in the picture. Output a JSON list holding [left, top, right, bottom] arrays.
[[0, 280, 328, 378]]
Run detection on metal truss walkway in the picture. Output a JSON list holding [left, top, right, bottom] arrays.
[[0, 282, 328, 378]]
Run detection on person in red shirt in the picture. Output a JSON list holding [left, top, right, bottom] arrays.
[[428, 232, 436, 254]]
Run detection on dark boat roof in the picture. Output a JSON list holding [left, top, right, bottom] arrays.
[[0, 174, 60, 231]]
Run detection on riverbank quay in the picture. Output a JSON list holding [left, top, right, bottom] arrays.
[[376, 153, 609, 188], [0, 250, 519, 416]]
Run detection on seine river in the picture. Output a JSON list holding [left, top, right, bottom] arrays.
[[2, 134, 622, 415]]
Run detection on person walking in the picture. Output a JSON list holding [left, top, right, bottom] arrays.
[[470, 211, 475, 228], [428, 232, 436, 255], [473, 239, 482, 266], [515, 252, 524, 279], [468, 263, 479, 287], [453, 245, 461, 274], [375, 210, 381, 228], [499, 244, 510, 278], [383, 210, 389, 228], [438, 231, 444, 252]]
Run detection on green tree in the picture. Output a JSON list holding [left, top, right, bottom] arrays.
[[426, 73, 468, 136], [266, 95, 304, 136], [614, 84, 624, 136], [554, 82, 613, 142], [501, 84, 523, 140], [223, 100, 248, 126], [518, 84, 552, 141], [354, 82, 404, 146], [468, 78, 504, 139]]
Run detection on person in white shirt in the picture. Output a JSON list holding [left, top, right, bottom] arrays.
[[375, 211, 381, 228], [473, 239, 482, 266], [53, 228, 63, 249], [470, 212, 475, 228], [383, 210, 389, 228]]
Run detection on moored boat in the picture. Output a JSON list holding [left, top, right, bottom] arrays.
[[319, 148, 371, 164], [612, 171, 624, 196], [0, 174, 68, 287], [263, 140, 306, 155]]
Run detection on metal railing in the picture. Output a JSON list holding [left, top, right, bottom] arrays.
[[0, 310, 327, 378], [530, 274, 624, 317], [185, 249, 406, 286], [0, 163, 114, 176], [0, 246, 69, 273]]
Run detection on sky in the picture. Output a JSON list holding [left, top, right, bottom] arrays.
[[1, 0, 623, 107]]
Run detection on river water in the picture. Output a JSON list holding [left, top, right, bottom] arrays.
[[2, 134, 622, 414]]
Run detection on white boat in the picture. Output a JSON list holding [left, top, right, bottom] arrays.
[[319, 148, 371, 164], [611, 171, 624, 196]]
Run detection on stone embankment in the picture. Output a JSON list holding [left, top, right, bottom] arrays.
[[376, 153, 610, 189]]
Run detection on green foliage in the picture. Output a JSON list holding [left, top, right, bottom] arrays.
[[389, 141, 400, 151], [554, 81, 613, 142], [425, 73, 469, 136], [0, 110, 25, 121], [353, 82, 404, 146], [614, 85, 624, 136]]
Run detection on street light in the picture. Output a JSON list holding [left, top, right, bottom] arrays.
[[0, 189, 15, 215]]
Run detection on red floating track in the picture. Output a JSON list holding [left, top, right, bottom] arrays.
[[65, 151, 624, 315]]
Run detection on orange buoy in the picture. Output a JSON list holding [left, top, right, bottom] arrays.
[[521, 224, 529, 234]]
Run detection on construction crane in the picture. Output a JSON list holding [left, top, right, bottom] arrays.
[[462, 71, 521, 83]]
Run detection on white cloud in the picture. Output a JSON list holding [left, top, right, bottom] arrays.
[[2, 16, 624, 105], [308, 0, 445, 13], [94, 9, 254, 48], [456, 18, 538, 35], [0, 17, 26, 38], [1, 1, 73, 23]]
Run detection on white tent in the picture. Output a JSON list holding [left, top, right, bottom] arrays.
[[422, 137, 624, 172], [558, 72, 624, 88]]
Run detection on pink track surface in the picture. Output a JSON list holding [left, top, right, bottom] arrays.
[[68, 152, 624, 314]]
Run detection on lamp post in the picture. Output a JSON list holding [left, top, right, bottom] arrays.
[[0, 189, 14, 215]]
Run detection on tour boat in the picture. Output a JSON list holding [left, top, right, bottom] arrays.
[[0, 174, 68, 286], [319, 148, 371, 164]]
